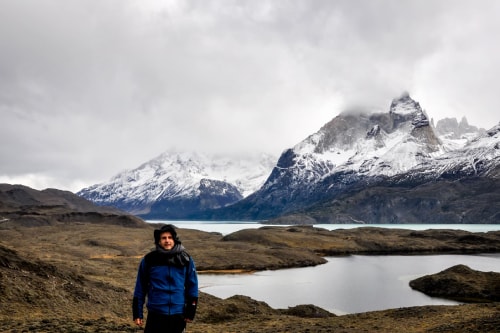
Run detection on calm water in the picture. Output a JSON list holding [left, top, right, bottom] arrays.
[[147, 221, 500, 314], [199, 254, 500, 315]]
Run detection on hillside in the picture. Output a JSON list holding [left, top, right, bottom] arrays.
[[1, 221, 499, 332], [0, 183, 146, 227], [268, 175, 500, 224], [1, 186, 499, 332]]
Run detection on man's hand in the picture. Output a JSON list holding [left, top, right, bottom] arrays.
[[134, 318, 144, 326]]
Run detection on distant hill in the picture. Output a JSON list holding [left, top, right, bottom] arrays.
[[0, 183, 146, 227]]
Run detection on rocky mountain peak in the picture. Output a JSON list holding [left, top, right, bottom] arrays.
[[389, 92, 421, 115], [389, 92, 430, 129], [366, 124, 381, 138], [290, 93, 441, 179], [435, 116, 485, 141]]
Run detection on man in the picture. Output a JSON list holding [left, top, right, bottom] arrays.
[[133, 224, 198, 333]]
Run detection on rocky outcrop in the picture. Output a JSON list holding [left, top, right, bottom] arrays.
[[435, 117, 485, 140], [410, 264, 500, 302]]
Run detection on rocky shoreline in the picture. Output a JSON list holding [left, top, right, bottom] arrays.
[[1, 222, 499, 332]]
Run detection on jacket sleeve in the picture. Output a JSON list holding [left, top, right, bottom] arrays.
[[184, 257, 199, 320], [132, 259, 148, 320]]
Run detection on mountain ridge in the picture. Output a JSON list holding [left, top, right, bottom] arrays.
[[77, 93, 499, 223], [194, 94, 499, 222], [77, 151, 276, 219]]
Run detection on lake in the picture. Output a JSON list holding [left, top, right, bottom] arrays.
[[147, 221, 500, 314], [198, 253, 500, 315], [147, 220, 500, 236]]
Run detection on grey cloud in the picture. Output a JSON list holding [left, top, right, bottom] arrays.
[[1, 0, 499, 191]]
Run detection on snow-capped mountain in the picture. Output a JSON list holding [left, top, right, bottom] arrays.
[[313, 124, 500, 224], [197, 93, 499, 222], [287, 92, 441, 182], [79, 93, 498, 223], [77, 151, 276, 219], [410, 122, 500, 181], [249, 93, 445, 213]]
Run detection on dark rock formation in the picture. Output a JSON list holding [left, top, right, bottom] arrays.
[[410, 264, 500, 302]]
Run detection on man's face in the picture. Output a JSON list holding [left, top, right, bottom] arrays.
[[159, 231, 175, 250]]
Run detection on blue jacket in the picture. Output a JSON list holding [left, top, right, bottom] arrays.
[[133, 250, 198, 319]]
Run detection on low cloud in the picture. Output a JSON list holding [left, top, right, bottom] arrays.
[[1, 0, 499, 191]]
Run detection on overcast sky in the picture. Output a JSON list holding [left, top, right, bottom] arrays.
[[1, 0, 499, 192]]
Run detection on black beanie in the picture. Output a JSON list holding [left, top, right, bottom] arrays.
[[154, 224, 179, 245]]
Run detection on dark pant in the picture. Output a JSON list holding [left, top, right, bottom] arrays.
[[144, 312, 186, 333]]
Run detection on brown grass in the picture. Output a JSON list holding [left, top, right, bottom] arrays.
[[1, 223, 499, 332]]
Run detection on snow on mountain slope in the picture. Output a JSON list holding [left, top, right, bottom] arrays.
[[434, 116, 486, 152], [79, 92, 496, 222], [216, 93, 498, 221], [283, 93, 442, 186], [413, 122, 500, 179], [77, 151, 276, 214]]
